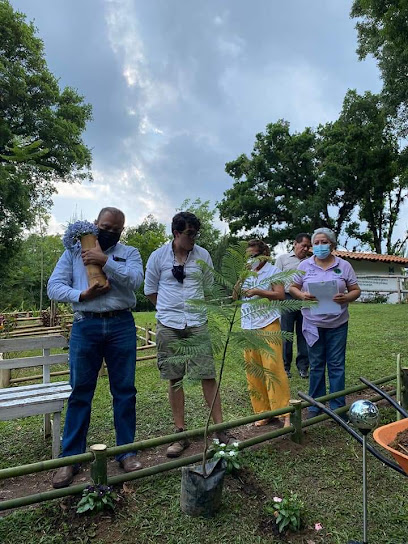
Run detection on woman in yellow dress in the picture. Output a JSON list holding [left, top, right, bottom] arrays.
[[240, 240, 290, 427]]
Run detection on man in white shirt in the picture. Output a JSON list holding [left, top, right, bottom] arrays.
[[144, 212, 229, 457], [275, 233, 311, 379]]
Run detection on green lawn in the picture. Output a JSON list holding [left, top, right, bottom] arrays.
[[0, 304, 407, 543]]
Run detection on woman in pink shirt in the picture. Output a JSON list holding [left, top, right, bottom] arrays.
[[289, 228, 361, 419]]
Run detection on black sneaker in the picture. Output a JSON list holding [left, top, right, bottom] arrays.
[[299, 369, 309, 379], [285, 370, 292, 378]]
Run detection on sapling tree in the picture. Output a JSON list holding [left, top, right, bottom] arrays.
[[166, 242, 305, 474]]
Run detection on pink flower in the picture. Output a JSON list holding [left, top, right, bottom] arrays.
[[314, 522, 323, 531], [273, 497, 282, 503]]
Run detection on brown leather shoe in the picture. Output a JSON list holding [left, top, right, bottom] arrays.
[[166, 428, 190, 458], [120, 455, 143, 473], [52, 465, 79, 489], [216, 431, 237, 445]]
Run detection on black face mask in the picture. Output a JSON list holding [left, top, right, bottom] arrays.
[[172, 264, 186, 283], [98, 229, 121, 251]]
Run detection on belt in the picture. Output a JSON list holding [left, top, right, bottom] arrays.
[[82, 309, 131, 318]]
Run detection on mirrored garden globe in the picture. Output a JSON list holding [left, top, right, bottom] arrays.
[[349, 400, 379, 431]]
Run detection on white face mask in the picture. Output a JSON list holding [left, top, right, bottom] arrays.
[[247, 252, 263, 270], [250, 259, 261, 270]]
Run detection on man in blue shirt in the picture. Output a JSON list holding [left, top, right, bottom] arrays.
[[48, 207, 144, 488]]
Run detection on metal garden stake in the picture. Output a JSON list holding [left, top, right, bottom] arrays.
[[347, 400, 380, 544]]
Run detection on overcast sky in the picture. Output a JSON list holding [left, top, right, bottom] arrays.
[[12, 0, 406, 244]]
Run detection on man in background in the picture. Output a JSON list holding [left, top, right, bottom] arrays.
[[275, 233, 311, 378]]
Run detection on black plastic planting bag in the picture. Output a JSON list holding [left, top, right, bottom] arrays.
[[180, 458, 227, 517]]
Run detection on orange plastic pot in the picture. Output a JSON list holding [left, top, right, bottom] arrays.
[[373, 418, 408, 475]]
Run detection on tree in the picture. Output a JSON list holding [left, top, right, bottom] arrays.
[[351, 0, 408, 135], [217, 120, 321, 248], [169, 243, 303, 473], [177, 198, 221, 256], [0, 1, 92, 270], [0, 232, 64, 310], [123, 215, 169, 311], [123, 214, 168, 267], [317, 90, 407, 253], [219, 95, 408, 254]]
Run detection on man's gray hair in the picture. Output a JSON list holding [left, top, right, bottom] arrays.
[[311, 227, 337, 247]]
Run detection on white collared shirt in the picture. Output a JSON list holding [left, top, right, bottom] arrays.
[[275, 250, 303, 293], [241, 262, 281, 330], [144, 242, 213, 329]]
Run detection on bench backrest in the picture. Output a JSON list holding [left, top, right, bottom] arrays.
[[0, 335, 68, 384]]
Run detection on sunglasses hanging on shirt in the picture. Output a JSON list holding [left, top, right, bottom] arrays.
[[172, 264, 186, 283], [171, 249, 191, 283]]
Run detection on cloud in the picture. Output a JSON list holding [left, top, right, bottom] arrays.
[[54, 183, 102, 200], [46, 214, 65, 235], [12, 0, 390, 241]]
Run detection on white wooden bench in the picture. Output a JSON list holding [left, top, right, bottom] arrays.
[[0, 335, 71, 458]]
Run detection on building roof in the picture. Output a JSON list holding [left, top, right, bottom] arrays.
[[334, 250, 408, 265]]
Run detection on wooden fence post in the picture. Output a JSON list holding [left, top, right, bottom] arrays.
[[145, 324, 151, 346], [43, 347, 51, 437], [0, 353, 10, 388], [289, 399, 303, 444], [50, 300, 57, 327]]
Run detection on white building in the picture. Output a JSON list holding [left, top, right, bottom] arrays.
[[334, 251, 408, 303]]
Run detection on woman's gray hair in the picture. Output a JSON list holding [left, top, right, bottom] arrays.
[[311, 227, 337, 247]]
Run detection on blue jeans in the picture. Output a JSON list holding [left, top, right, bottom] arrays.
[[281, 294, 309, 373], [62, 311, 137, 461], [307, 321, 348, 415]]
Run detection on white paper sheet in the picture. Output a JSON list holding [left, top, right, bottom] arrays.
[[307, 280, 341, 315]]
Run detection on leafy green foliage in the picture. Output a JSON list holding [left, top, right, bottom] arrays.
[[177, 198, 221, 255], [265, 493, 304, 533], [211, 438, 240, 473], [0, 307, 407, 543], [219, 93, 408, 253], [123, 214, 169, 311], [317, 90, 407, 254], [0, 0, 92, 268], [123, 214, 169, 267], [76, 484, 118, 514], [218, 120, 319, 247], [0, 232, 63, 310], [351, 0, 408, 135], [167, 242, 304, 469]]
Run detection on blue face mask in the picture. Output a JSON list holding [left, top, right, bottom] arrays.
[[313, 244, 331, 259]]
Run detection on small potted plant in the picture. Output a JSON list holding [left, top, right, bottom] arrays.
[[63, 220, 107, 287]]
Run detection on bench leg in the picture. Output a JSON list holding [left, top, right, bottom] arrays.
[[52, 412, 61, 459], [44, 413, 51, 438]]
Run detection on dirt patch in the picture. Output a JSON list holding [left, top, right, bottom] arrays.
[[0, 390, 389, 514], [390, 428, 408, 455], [0, 418, 294, 512]]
